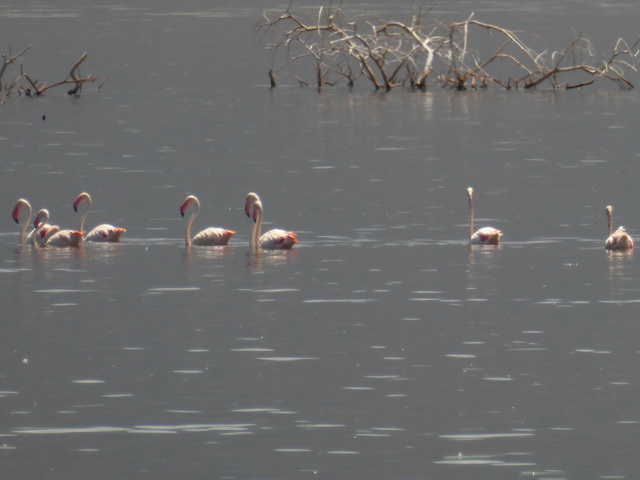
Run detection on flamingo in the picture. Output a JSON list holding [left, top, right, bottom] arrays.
[[244, 192, 297, 250], [73, 192, 126, 242], [12, 198, 34, 246], [38, 214, 83, 247], [605, 205, 633, 250], [29, 209, 61, 246], [467, 187, 502, 245], [180, 195, 235, 246]]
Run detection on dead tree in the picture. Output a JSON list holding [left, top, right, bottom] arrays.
[[0, 48, 99, 100], [257, 6, 640, 90]]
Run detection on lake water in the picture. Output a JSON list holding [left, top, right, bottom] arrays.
[[2, 1, 640, 479]]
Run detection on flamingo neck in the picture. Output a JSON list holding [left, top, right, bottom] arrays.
[[80, 196, 92, 234], [20, 203, 33, 246], [251, 205, 263, 249], [469, 197, 474, 240], [185, 200, 199, 247], [607, 212, 613, 237]]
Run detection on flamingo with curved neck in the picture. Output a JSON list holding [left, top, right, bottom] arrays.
[[73, 192, 126, 242], [245, 192, 297, 250], [12, 199, 34, 246], [31, 209, 58, 246], [467, 187, 502, 245], [180, 195, 234, 247], [605, 205, 633, 250], [31, 208, 83, 247]]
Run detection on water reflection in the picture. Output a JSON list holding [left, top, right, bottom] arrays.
[[466, 244, 502, 290], [245, 249, 298, 270], [182, 244, 234, 260], [13, 244, 86, 266], [606, 248, 634, 285]]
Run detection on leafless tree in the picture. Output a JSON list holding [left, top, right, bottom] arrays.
[[257, 5, 640, 90], [0, 48, 100, 101]]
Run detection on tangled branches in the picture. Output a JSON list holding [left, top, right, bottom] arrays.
[[258, 5, 640, 91], [0, 47, 99, 102]]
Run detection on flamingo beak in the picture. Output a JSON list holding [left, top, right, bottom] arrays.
[[11, 205, 20, 224], [73, 197, 81, 212], [180, 201, 188, 218], [245, 202, 251, 217]]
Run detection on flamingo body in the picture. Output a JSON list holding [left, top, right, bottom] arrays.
[[180, 195, 234, 247], [43, 228, 84, 247], [258, 227, 298, 250], [73, 192, 126, 242], [605, 205, 633, 251], [245, 192, 297, 250], [470, 226, 502, 245], [84, 225, 127, 242], [24, 208, 82, 247], [191, 228, 235, 246], [467, 187, 502, 245]]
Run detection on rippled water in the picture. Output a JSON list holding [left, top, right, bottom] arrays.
[[3, 1, 640, 479]]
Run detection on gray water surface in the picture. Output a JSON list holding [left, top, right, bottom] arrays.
[[2, 1, 640, 479]]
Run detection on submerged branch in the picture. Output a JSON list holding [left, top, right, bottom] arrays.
[[258, 5, 639, 91], [1, 49, 99, 99]]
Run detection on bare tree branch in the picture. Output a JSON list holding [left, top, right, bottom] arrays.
[[258, 6, 639, 91], [1, 50, 99, 99]]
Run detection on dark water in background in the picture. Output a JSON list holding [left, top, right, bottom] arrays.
[[2, 1, 640, 479]]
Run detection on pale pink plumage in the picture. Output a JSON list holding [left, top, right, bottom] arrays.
[[605, 205, 633, 251], [180, 195, 234, 247], [467, 187, 502, 245], [40, 225, 84, 247], [73, 192, 126, 242], [245, 192, 297, 250]]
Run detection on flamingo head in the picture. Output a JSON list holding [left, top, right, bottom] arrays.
[[12, 199, 28, 224], [180, 195, 198, 218], [605, 205, 614, 232], [73, 192, 91, 212], [245, 192, 260, 217], [12, 205, 21, 224], [251, 200, 263, 224], [33, 209, 50, 229], [605, 205, 613, 219]]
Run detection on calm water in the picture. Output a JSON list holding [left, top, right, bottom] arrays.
[[2, 1, 640, 479]]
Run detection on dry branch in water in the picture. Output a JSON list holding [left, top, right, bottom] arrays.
[[257, 5, 640, 90], [0, 48, 99, 101]]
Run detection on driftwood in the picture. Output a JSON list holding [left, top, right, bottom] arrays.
[[258, 4, 640, 91], [0, 48, 99, 101]]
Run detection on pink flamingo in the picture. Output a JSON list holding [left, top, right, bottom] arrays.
[[244, 192, 297, 250], [180, 195, 235, 246], [38, 224, 83, 247], [39, 219, 83, 247], [605, 205, 633, 250], [73, 192, 126, 242], [31, 209, 59, 246], [12, 199, 35, 246], [467, 187, 502, 245]]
